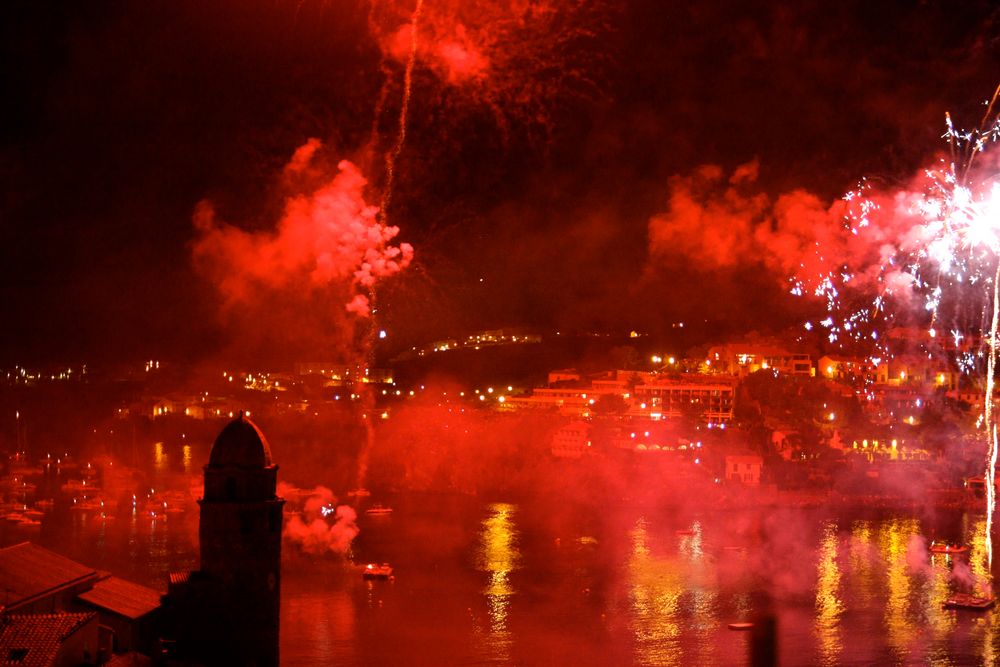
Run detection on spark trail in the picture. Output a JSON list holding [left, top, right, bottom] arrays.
[[354, 0, 612, 491], [988, 262, 1000, 565], [356, 0, 423, 492], [379, 0, 423, 219], [370, 0, 614, 144], [792, 86, 1000, 565]]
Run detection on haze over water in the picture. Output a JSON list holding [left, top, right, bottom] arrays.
[[14, 469, 999, 666]]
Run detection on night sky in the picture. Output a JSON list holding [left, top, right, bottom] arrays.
[[3, 0, 999, 365]]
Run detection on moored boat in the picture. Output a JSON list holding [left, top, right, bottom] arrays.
[[930, 541, 969, 555], [943, 593, 995, 610], [362, 563, 393, 579]]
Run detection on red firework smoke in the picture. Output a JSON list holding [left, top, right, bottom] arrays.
[[368, 0, 614, 141], [192, 138, 413, 318]]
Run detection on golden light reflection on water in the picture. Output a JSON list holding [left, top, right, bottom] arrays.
[[849, 520, 876, 599], [844, 515, 999, 663], [923, 536, 954, 643], [628, 517, 681, 666], [182, 444, 192, 474], [815, 521, 843, 666], [677, 521, 717, 665], [840, 516, 980, 662], [475, 502, 520, 658], [969, 516, 993, 596], [153, 441, 166, 473], [968, 516, 997, 665], [879, 518, 918, 653], [625, 517, 716, 666]]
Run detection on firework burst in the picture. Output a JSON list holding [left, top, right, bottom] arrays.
[[795, 85, 1000, 564], [367, 0, 614, 153]]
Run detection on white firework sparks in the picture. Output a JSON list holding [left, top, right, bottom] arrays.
[[796, 85, 1000, 565]]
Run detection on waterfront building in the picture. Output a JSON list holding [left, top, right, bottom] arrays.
[[632, 375, 736, 423], [551, 421, 591, 458], [706, 343, 812, 377], [725, 454, 763, 485], [0, 542, 162, 661]]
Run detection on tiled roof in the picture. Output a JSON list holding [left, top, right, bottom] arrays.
[[0, 544, 97, 610], [168, 572, 189, 586], [77, 577, 162, 620], [0, 612, 94, 667]]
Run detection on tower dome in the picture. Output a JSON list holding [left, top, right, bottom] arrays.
[[208, 413, 273, 468]]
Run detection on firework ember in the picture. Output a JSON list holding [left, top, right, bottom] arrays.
[[375, 0, 424, 221], [791, 88, 1000, 565], [367, 0, 613, 150]]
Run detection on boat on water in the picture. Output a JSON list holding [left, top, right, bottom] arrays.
[[365, 504, 393, 516], [348, 488, 372, 498], [362, 563, 393, 580], [943, 593, 995, 610], [930, 541, 969, 555]]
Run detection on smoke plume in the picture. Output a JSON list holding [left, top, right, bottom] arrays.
[[368, 0, 614, 138], [192, 140, 413, 316], [646, 155, 989, 319], [281, 483, 360, 555]]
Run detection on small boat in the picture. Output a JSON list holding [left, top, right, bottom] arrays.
[[362, 563, 393, 580], [728, 622, 754, 630], [348, 488, 372, 498], [675, 529, 696, 536], [943, 593, 995, 611], [17, 518, 41, 529], [365, 504, 393, 516], [930, 541, 969, 555]]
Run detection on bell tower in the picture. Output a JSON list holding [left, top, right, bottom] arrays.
[[163, 413, 284, 666], [199, 413, 285, 666]]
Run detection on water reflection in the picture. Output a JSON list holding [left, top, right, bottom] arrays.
[[814, 521, 843, 665], [284, 585, 357, 666], [880, 518, 918, 656], [919, 528, 953, 649], [969, 516, 993, 596], [476, 502, 520, 659], [15, 451, 1000, 667], [968, 517, 997, 664], [153, 441, 166, 474], [848, 520, 877, 601], [627, 516, 684, 666]]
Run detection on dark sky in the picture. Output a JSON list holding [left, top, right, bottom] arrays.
[[2, 0, 999, 365]]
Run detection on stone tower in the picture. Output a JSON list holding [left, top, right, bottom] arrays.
[[162, 414, 285, 666]]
